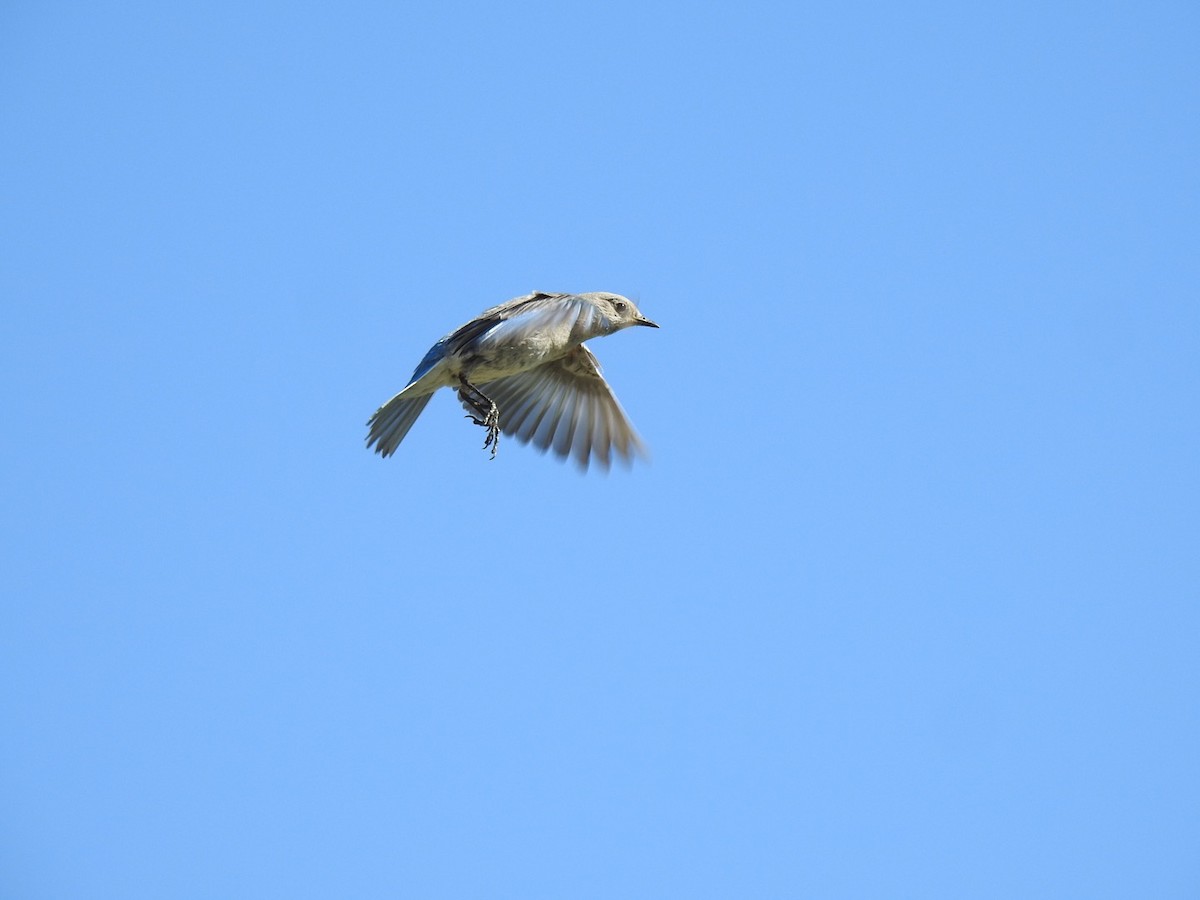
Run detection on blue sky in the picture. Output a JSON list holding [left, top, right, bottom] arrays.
[[2, 1, 1197, 897]]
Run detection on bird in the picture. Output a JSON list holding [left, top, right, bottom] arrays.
[[366, 291, 659, 470]]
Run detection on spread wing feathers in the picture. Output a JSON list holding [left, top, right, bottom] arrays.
[[366, 392, 434, 457], [467, 345, 646, 470], [445, 292, 609, 354]]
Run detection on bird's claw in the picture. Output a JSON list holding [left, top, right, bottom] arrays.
[[465, 403, 500, 459], [479, 405, 500, 459]]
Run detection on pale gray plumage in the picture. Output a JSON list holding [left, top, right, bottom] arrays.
[[366, 291, 658, 469]]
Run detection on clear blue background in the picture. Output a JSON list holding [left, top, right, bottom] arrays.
[[2, 2, 1197, 897]]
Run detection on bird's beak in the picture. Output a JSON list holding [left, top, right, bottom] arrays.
[[635, 315, 659, 328]]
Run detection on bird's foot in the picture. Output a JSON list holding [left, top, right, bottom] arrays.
[[465, 402, 500, 459], [459, 377, 501, 459]]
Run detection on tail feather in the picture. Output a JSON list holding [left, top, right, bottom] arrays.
[[366, 390, 433, 457]]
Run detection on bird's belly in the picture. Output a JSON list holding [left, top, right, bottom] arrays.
[[464, 336, 565, 382]]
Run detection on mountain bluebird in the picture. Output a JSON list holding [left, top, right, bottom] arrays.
[[366, 291, 659, 469]]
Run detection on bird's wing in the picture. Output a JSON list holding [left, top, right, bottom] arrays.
[[467, 344, 646, 470], [476, 290, 566, 320], [446, 292, 609, 354], [395, 294, 582, 393]]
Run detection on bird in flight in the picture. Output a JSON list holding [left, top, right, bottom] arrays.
[[366, 291, 659, 470]]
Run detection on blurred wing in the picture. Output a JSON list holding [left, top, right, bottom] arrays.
[[470, 345, 646, 470], [474, 290, 565, 320], [447, 293, 610, 354]]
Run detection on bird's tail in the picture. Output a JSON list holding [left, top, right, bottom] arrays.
[[366, 390, 433, 457]]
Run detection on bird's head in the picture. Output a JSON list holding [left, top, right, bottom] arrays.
[[586, 292, 659, 331]]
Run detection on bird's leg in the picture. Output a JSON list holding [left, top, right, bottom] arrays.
[[458, 377, 500, 459]]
